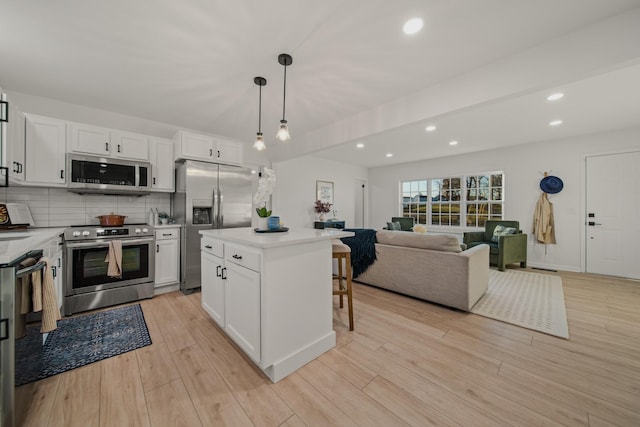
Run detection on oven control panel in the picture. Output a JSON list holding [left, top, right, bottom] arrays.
[[64, 224, 153, 241]]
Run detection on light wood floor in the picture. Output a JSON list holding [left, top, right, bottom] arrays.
[[16, 269, 640, 426]]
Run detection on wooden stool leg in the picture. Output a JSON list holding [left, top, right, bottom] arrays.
[[345, 253, 354, 331], [338, 254, 344, 308]]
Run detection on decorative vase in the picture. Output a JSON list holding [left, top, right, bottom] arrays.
[[319, 213, 326, 222], [257, 217, 269, 230]]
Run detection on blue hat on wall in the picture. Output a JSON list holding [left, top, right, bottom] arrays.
[[540, 175, 564, 194]]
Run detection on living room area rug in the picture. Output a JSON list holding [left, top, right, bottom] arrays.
[[16, 304, 152, 386], [471, 269, 569, 339]]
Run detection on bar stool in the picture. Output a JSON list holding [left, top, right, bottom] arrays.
[[332, 240, 354, 331]]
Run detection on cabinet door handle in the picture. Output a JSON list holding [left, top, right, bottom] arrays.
[[156, 244, 160, 253], [105, 142, 109, 152], [205, 245, 212, 249], [232, 254, 242, 260], [221, 267, 227, 280], [209, 148, 213, 157], [0, 318, 9, 342], [52, 266, 57, 278], [0, 99, 8, 122], [153, 177, 156, 185], [60, 169, 64, 179], [217, 150, 221, 158], [216, 265, 221, 277], [17, 163, 22, 174], [117, 144, 121, 153]]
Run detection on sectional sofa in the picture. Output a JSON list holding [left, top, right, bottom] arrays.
[[355, 230, 490, 311]]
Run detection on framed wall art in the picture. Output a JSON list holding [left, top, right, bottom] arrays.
[[316, 180, 334, 204]]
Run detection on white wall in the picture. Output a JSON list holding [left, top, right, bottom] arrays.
[[272, 156, 369, 229], [368, 126, 640, 272]]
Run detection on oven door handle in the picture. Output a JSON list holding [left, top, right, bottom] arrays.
[[65, 237, 154, 248]]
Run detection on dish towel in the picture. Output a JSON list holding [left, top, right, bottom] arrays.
[[34, 257, 62, 333], [17, 257, 61, 333], [16, 257, 37, 338], [105, 240, 123, 278]]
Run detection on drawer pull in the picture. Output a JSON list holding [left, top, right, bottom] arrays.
[[205, 245, 212, 249], [162, 233, 172, 236], [232, 254, 243, 260]]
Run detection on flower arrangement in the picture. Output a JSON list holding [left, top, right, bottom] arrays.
[[314, 200, 332, 214], [253, 168, 276, 218]]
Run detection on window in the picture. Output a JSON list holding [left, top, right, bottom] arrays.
[[401, 180, 427, 224], [401, 172, 503, 227]]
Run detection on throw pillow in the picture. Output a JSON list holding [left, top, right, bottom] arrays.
[[491, 224, 517, 242], [386, 221, 402, 231], [412, 224, 427, 233]]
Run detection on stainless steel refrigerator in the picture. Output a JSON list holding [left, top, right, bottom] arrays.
[[173, 160, 253, 292]]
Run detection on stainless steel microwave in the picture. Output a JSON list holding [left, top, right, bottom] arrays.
[[67, 154, 151, 195]]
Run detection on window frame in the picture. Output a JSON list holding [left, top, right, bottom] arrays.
[[400, 171, 504, 228]]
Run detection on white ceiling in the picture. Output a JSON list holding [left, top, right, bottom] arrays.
[[1, 0, 640, 167]]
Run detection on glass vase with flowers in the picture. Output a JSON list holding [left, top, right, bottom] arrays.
[[314, 200, 332, 222]]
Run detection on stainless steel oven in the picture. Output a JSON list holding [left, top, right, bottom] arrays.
[[63, 224, 155, 316]]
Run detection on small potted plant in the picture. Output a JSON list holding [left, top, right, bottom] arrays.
[[158, 212, 170, 225], [314, 200, 332, 221]]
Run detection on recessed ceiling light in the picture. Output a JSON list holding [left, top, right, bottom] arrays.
[[386, 153, 393, 158], [251, 170, 257, 174], [549, 120, 563, 127], [403, 18, 423, 35], [425, 125, 437, 132], [356, 143, 365, 148], [449, 140, 458, 146], [547, 93, 564, 101]]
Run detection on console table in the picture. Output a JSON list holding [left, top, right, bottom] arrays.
[[314, 220, 345, 229]]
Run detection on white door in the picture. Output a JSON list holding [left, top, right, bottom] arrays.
[[224, 262, 260, 363], [25, 114, 66, 185], [586, 151, 640, 279]]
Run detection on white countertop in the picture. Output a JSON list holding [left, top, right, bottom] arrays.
[[0, 228, 66, 265], [200, 227, 354, 249]]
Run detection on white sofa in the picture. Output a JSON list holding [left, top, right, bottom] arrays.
[[355, 230, 490, 311]]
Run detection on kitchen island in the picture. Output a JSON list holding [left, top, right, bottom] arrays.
[[199, 227, 353, 382]]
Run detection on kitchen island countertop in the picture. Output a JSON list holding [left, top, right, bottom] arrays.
[[199, 227, 354, 248], [0, 228, 66, 265]]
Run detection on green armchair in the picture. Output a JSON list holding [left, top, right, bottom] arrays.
[[384, 216, 415, 231], [463, 220, 527, 271]]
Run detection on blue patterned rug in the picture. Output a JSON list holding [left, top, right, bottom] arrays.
[[16, 304, 152, 386]]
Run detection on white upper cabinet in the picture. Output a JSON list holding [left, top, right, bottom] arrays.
[[111, 130, 149, 160], [216, 137, 243, 166], [149, 137, 175, 192], [6, 102, 26, 183], [69, 123, 149, 161], [25, 114, 67, 186], [68, 122, 111, 156], [174, 130, 242, 166]]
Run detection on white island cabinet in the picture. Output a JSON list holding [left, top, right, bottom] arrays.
[[200, 227, 354, 382]]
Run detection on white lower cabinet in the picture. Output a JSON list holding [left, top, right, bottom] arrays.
[[201, 249, 225, 327], [224, 259, 261, 362], [154, 227, 180, 293], [201, 237, 261, 362]]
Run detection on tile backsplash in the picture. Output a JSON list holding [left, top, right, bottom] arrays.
[[0, 187, 171, 227]]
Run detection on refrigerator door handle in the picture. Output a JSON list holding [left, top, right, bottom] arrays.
[[218, 187, 223, 228], [212, 187, 218, 228]]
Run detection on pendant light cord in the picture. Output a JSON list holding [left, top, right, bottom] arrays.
[[282, 64, 287, 121], [258, 83, 262, 133]]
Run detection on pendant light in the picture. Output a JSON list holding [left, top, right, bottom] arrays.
[[276, 53, 293, 141], [253, 76, 267, 151]]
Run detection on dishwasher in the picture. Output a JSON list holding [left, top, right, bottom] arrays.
[[0, 249, 46, 427]]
